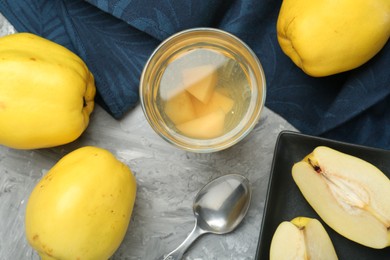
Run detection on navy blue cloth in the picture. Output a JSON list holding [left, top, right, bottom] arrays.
[[1, 0, 389, 149]]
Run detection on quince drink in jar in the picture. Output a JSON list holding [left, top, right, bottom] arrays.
[[140, 28, 266, 152], [159, 48, 252, 139]]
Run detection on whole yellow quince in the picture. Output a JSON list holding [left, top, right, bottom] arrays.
[[0, 33, 96, 149], [277, 0, 390, 77], [25, 146, 137, 260]]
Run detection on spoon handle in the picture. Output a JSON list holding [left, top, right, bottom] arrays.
[[163, 220, 206, 260]]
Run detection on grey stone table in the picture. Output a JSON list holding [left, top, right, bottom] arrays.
[[0, 14, 297, 260]]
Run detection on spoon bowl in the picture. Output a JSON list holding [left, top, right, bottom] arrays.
[[163, 174, 251, 260]]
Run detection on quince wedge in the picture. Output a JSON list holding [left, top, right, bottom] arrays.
[[277, 0, 390, 76], [175, 108, 225, 139], [270, 217, 338, 260], [292, 146, 390, 249], [182, 65, 218, 104], [25, 146, 136, 260], [191, 90, 234, 117], [0, 33, 96, 149], [164, 90, 196, 125]]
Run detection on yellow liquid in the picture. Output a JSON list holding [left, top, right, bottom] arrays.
[[157, 48, 252, 139]]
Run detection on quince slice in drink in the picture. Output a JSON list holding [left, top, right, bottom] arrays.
[[164, 91, 196, 125], [191, 90, 234, 117], [182, 65, 217, 104], [292, 146, 390, 249], [176, 109, 225, 139]]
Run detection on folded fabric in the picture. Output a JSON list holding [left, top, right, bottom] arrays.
[[0, 0, 389, 149]]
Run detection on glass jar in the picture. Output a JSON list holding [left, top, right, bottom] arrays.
[[140, 28, 266, 153]]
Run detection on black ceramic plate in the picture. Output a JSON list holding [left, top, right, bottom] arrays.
[[256, 131, 390, 260]]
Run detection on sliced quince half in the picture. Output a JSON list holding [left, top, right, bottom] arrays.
[[270, 217, 338, 260], [292, 146, 390, 249]]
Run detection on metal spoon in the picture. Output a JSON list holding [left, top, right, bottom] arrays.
[[163, 174, 252, 260]]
